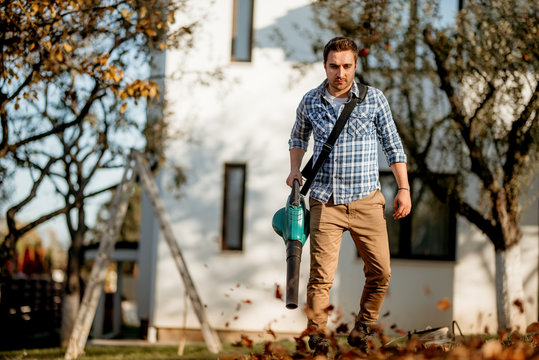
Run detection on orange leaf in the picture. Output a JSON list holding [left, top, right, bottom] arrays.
[[437, 297, 451, 311], [139, 6, 147, 18], [167, 10, 175, 24], [233, 334, 253, 348], [526, 322, 539, 334], [63, 43, 73, 53], [120, 103, 127, 114]]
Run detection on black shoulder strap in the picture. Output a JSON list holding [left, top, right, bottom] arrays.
[[300, 83, 368, 196]]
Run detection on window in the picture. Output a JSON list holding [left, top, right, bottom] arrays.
[[231, 0, 254, 62], [222, 163, 247, 251], [380, 171, 457, 261]]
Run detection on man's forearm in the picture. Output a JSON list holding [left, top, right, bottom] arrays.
[[290, 148, 306, 172], [390, 162, 410, 189]]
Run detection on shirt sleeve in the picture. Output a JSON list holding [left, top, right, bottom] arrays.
[[288, 95, 312, 151], [374, 89, 407, 165]]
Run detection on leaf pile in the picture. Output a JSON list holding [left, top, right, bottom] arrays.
[[226, 322, 539, 360]]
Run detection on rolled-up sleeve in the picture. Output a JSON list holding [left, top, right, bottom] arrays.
[[374, 90, 407, 165], [288, 96, 312, 150]]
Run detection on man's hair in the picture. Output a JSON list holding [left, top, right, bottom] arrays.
[[323, 37, 359, 63]]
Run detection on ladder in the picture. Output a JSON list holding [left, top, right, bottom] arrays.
[[65, 149, 222, 359]]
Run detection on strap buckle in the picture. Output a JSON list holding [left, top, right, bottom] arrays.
[[322, 143, 333, 152]]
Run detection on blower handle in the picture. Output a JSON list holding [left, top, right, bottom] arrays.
[[285, 240, 303, 309], [290, 179, 301, 206]]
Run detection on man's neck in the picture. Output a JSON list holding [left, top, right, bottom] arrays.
[[326, 84, 352, 98]]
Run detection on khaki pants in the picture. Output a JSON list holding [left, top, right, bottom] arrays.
[[307, 190, 391, 332]]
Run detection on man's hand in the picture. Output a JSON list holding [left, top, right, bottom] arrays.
[[286, 169, 303, 187], [393, 189, 411, 219]]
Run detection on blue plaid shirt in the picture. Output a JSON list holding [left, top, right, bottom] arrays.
[[289, 80, 407, 205]]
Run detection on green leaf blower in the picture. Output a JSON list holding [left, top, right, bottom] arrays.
[[272, 179, 309, 309]]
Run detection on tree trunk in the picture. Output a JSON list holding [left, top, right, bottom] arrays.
[[495, 244, 527, 332], [61, 226, 85, 346], [61, 291, 80, 347]]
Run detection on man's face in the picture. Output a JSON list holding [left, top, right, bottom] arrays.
[[324, 50, 357, 98]]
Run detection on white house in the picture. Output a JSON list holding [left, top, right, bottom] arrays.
[[135, 0, 538, 344]]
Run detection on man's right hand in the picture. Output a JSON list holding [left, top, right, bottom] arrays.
[[286, 169, 303, 187]]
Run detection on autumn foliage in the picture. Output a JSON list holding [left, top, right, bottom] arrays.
[[0, 0, 198, 262], [0, 0, 184, 157]]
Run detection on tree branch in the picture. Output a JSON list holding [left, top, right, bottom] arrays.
[[8, 80, 102, 154], [405, 137, 498, 240], [503, 81, 539, 201], [423, 26, 496, 190]]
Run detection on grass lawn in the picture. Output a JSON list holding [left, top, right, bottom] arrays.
[[1, 333, 537, 360], [0, 340, 297, 360]]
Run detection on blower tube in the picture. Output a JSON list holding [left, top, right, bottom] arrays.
[[285, 239, 303, 309]]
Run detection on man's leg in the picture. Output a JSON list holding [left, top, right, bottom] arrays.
[[307, 197, 347, 334], [348, 190, 391, 347]]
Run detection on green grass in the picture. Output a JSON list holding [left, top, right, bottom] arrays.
[[0, 341, 297, 360]]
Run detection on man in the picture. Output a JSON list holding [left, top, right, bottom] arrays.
[[286, 37, 411, 355]]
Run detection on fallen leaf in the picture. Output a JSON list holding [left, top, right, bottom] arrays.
[[233, 334, 253, 348], [242, 299, 252, 305], [336, 323, 349, 334], [513, 299, 524, 313], [424, 285, 431, 295], [266, 327, 276, 339], [437, 297, 451, 311], [383, 311, 390, 317], [275, 284, 283, 300], [526, 322, 539, 334], [265, 342, 288, 357]]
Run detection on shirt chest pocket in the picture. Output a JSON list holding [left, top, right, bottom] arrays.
[[308, 110, 330, 142], [346, 110, 374, 138]]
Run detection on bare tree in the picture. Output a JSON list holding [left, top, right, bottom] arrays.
[[1, 0, 200, 343], [311, 0, 538, 331]]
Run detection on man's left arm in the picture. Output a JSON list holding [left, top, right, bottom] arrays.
[[390, 162, 411, 220], [373, 89, 411, 219]]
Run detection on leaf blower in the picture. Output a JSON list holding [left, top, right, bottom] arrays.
[[272, 179, 309, 309]]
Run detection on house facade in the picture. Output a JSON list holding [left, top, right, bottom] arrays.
[[137, 0, 538, 343]]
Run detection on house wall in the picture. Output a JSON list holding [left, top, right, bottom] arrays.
[[142, 0, 539, 341]]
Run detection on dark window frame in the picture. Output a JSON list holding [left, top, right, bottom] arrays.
[[231, 0, 254, 62], [221, 163, 247, 251], [380, 171, 457, 261]]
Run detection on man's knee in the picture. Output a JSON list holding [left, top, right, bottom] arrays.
[[366, 266, 391, 286]]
